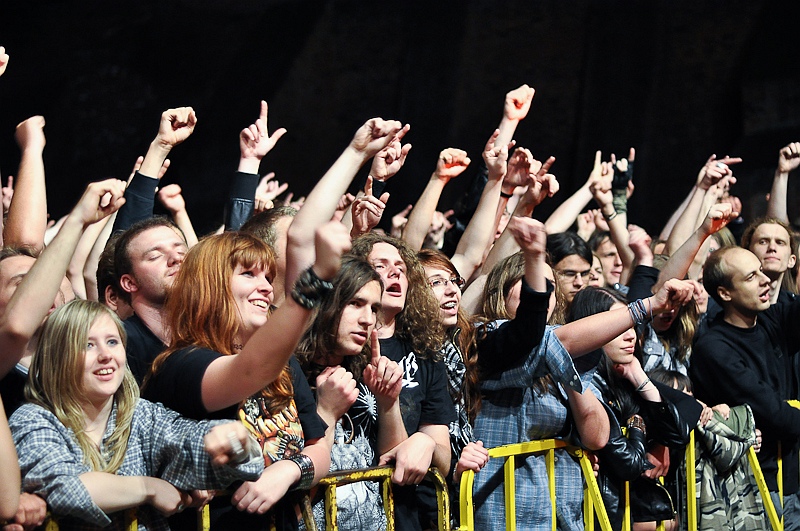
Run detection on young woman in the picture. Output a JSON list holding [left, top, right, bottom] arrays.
[[568, 287, 701, 531], [144, 227, 347, 530], [10, 300, 261, 530], [295, 256, 405, 531]]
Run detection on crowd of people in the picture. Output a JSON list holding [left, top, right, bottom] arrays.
[[2, 44, 800, 531]]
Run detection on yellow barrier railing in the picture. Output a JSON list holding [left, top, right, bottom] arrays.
[[458, 439, 612, 531]]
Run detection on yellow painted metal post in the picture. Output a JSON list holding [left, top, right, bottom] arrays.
[[748, 447, 783, 531], [546, 449, 556, 531], [686, 430, 697, 531], [504, 454, 517, 531], [459, 469, 476, 531], [621, 481, 631, 531]]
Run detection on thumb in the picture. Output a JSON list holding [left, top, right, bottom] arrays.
[[379, 192, 390, 204], [379, 447, 396, 466]]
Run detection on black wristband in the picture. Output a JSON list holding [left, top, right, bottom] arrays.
[[500, 191, 513, 199], [291, 267, 334, 309], [370, 177, 387, 198], [287, 453, 315, 491]]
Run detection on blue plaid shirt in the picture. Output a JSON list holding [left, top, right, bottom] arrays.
[[10, 399, 263, 531], [473, 325, 597, 531]]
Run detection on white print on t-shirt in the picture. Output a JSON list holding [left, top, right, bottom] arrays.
[[400, 351, 419, 389]]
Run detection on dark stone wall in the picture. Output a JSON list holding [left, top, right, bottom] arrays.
[[1, 0, 798, 236]]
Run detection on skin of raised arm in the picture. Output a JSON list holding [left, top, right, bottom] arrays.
[[544, 151, 600, 234], [766, 142, 800, 222], [285, 119, 403, 289], [555, 278, 694, 357], [507, 217, 548, 293], [450, 131, 511, 279], [139, 107, 197, 179], [0, 400, 20, 522], [67, 216, 111, 300], [79, 472, 188, 516], [0, 179, 126, 378], [83, 211, 117, 302], [200, 222, 350, 412], [158, 184, 198, 247], [403, 147, 470, 252], [655, 203, 736, 293], [4, 117, 47, 251], [591, 160, 635, 283], [0, 47, 8, 77], [566, 387, 609, 451]]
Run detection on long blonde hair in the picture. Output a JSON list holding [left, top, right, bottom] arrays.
[[26, 300, 138, 472]]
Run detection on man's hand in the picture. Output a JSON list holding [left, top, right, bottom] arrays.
[[316, 366, 359, 421], [778, 142, 800, 174], [503, 148, 533, 195], [312, 221, 351, 280], [628, 225, 653, 262], [391, 204, 413, 238], [379, 432, 436, 485], [350, 119, 405, 159], [434, 148, 470, 182], [508, 217, 547, 256], [15, 116, 46, 153], [239, 101, 287, 165], [70, 179, 127, 226], [696, 154, 741, 190], [700, 203, 737, 237], [643, 444, 670, 479], [651, 278, 694, 315], [370, 128, 412, 182], [2, 493, 46, 531], [254, 172, 288, 213], [155, 107, 197, 150], [362, 330, 403, 404], [0, 46, 8, 77], [351, 177, 390, 237], [504, 84, 535, 121], [231, 461, 297, 514], [157, 184, 186, 214], [482, 129, 515, 180]]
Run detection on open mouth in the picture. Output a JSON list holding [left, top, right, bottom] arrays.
[[249, 299, 269, 310], [386, 283, 402, 296]]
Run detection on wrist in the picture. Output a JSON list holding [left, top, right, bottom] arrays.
[[237, 157, 261, 174]]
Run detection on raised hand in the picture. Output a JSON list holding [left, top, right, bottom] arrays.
[[157, 184, 186, 214], [576, 211, 596, 241], [425, 210, 454, 248], [589, 159, 614, 208], [239, 100, 287, 164], [503, 148, 533, 195], [696, 154, 741, 190], [627, 225, 653, 261], [507, 217, 547, 256], [15, 116, 46, 152], [482, 129, 515, 179], [434, 148, 471, 183], [254, 172, 288, 213], [700, 203, 737, 236], [333, 193, 355, 222], [204, 421, 257, 467], [312, 221, 351, 280], [453, 441, 490, 483], [350, 119, 405, 159], [316, 366, 359, 421], [71, 179, 127, 226], [155, 107, 197, 150], [1, 176, 13, 214], [504, 84, 535, 121], [370, 127, 412, 182], [0, 46, 8, 77], [362, 330, 403, 402], [351, 177, 390, 237], [778, 142, 800, 174], [524, 156, 558, 206], [651, 278, 694, 315], [391, 204, 413, 238]]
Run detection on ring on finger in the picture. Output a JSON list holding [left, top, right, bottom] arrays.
[[227, 431, 247, 463]]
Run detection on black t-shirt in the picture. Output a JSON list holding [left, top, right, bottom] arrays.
[[0, 363, 28, 415], [142, 347, 326, 530], [378, 337, 456, 531], [123, 313, 166, 385]]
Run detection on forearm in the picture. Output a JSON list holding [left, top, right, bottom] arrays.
[[544, 185, 592, 234], [0, 402, 20, 522], [522, 251, 547, 293], [170, 208, 198, 248], [4, 149, 46, 251], [418, 425, 451, 476], [556, 301, 651, 357], [566, 388, 609, 451], [79, 472, 153, 514], [139, 140, 171, 180], [451, 175, 504, 280], [403, 175, 446, 251], [605, 211, 635, 284], [300, 439, 331, 486], [495, 116, 519, 148], [376, 400, 408, 454], [67, 216, 109, 300], [655, 230, 708, 293], [767, 169, 789, 223], [83, 212, 116, 302], [665, 186, 705, 254]]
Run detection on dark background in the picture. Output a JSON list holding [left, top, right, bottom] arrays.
[[2, 0, 799, 237]]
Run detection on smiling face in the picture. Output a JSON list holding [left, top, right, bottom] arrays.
[[230, 262, 274, 342], [122, 225, 187, 305], [748, 223, 796, 280], [602, 302, 638, 364], [333, 280, 382, 362], [718, 248, 772, 324], [368, 242, 409, 321], [81, 314, 126, 411], [424, 266, 462, 327]]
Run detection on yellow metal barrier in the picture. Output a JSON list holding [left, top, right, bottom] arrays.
[[458, 439, 612, 531]]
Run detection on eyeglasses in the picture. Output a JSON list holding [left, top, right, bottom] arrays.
[[428, 276, 466, 291], [555, 269, 592, 281]]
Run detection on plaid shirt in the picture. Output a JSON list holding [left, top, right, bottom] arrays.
[[10, 399, 263, 531], [474, 325, 596, 531]]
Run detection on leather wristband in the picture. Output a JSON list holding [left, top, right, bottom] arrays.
[[291, 267, 334, 309], [287, 453, 315, 491]]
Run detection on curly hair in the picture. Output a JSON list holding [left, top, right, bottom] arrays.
[[295, 256, 382, 385], [350, 233, 444, 357]]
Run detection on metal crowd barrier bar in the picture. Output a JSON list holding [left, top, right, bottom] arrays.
[[458, 439, 612, 531]]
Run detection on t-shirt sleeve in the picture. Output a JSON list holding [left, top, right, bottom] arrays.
[[288, 357, 327, 440], [419, 359, 457, 426], [142, 347, 226, 420]]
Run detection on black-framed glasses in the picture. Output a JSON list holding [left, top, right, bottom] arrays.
[[428, 276, 466, 291]]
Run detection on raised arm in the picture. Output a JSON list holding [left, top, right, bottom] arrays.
[[4, 117, 48, 251], [497, 84, 535, 146], [226, 100, 286, 231], [112, 107, 195, 233], [158, 184, 198, 247], [766, 142, 800, 222], [403, 147, 470, 251], [66, 216, 111, 300], [0, 179, 126, 377], [0, 400, 20, 523], [285, 118, 403, 288]]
